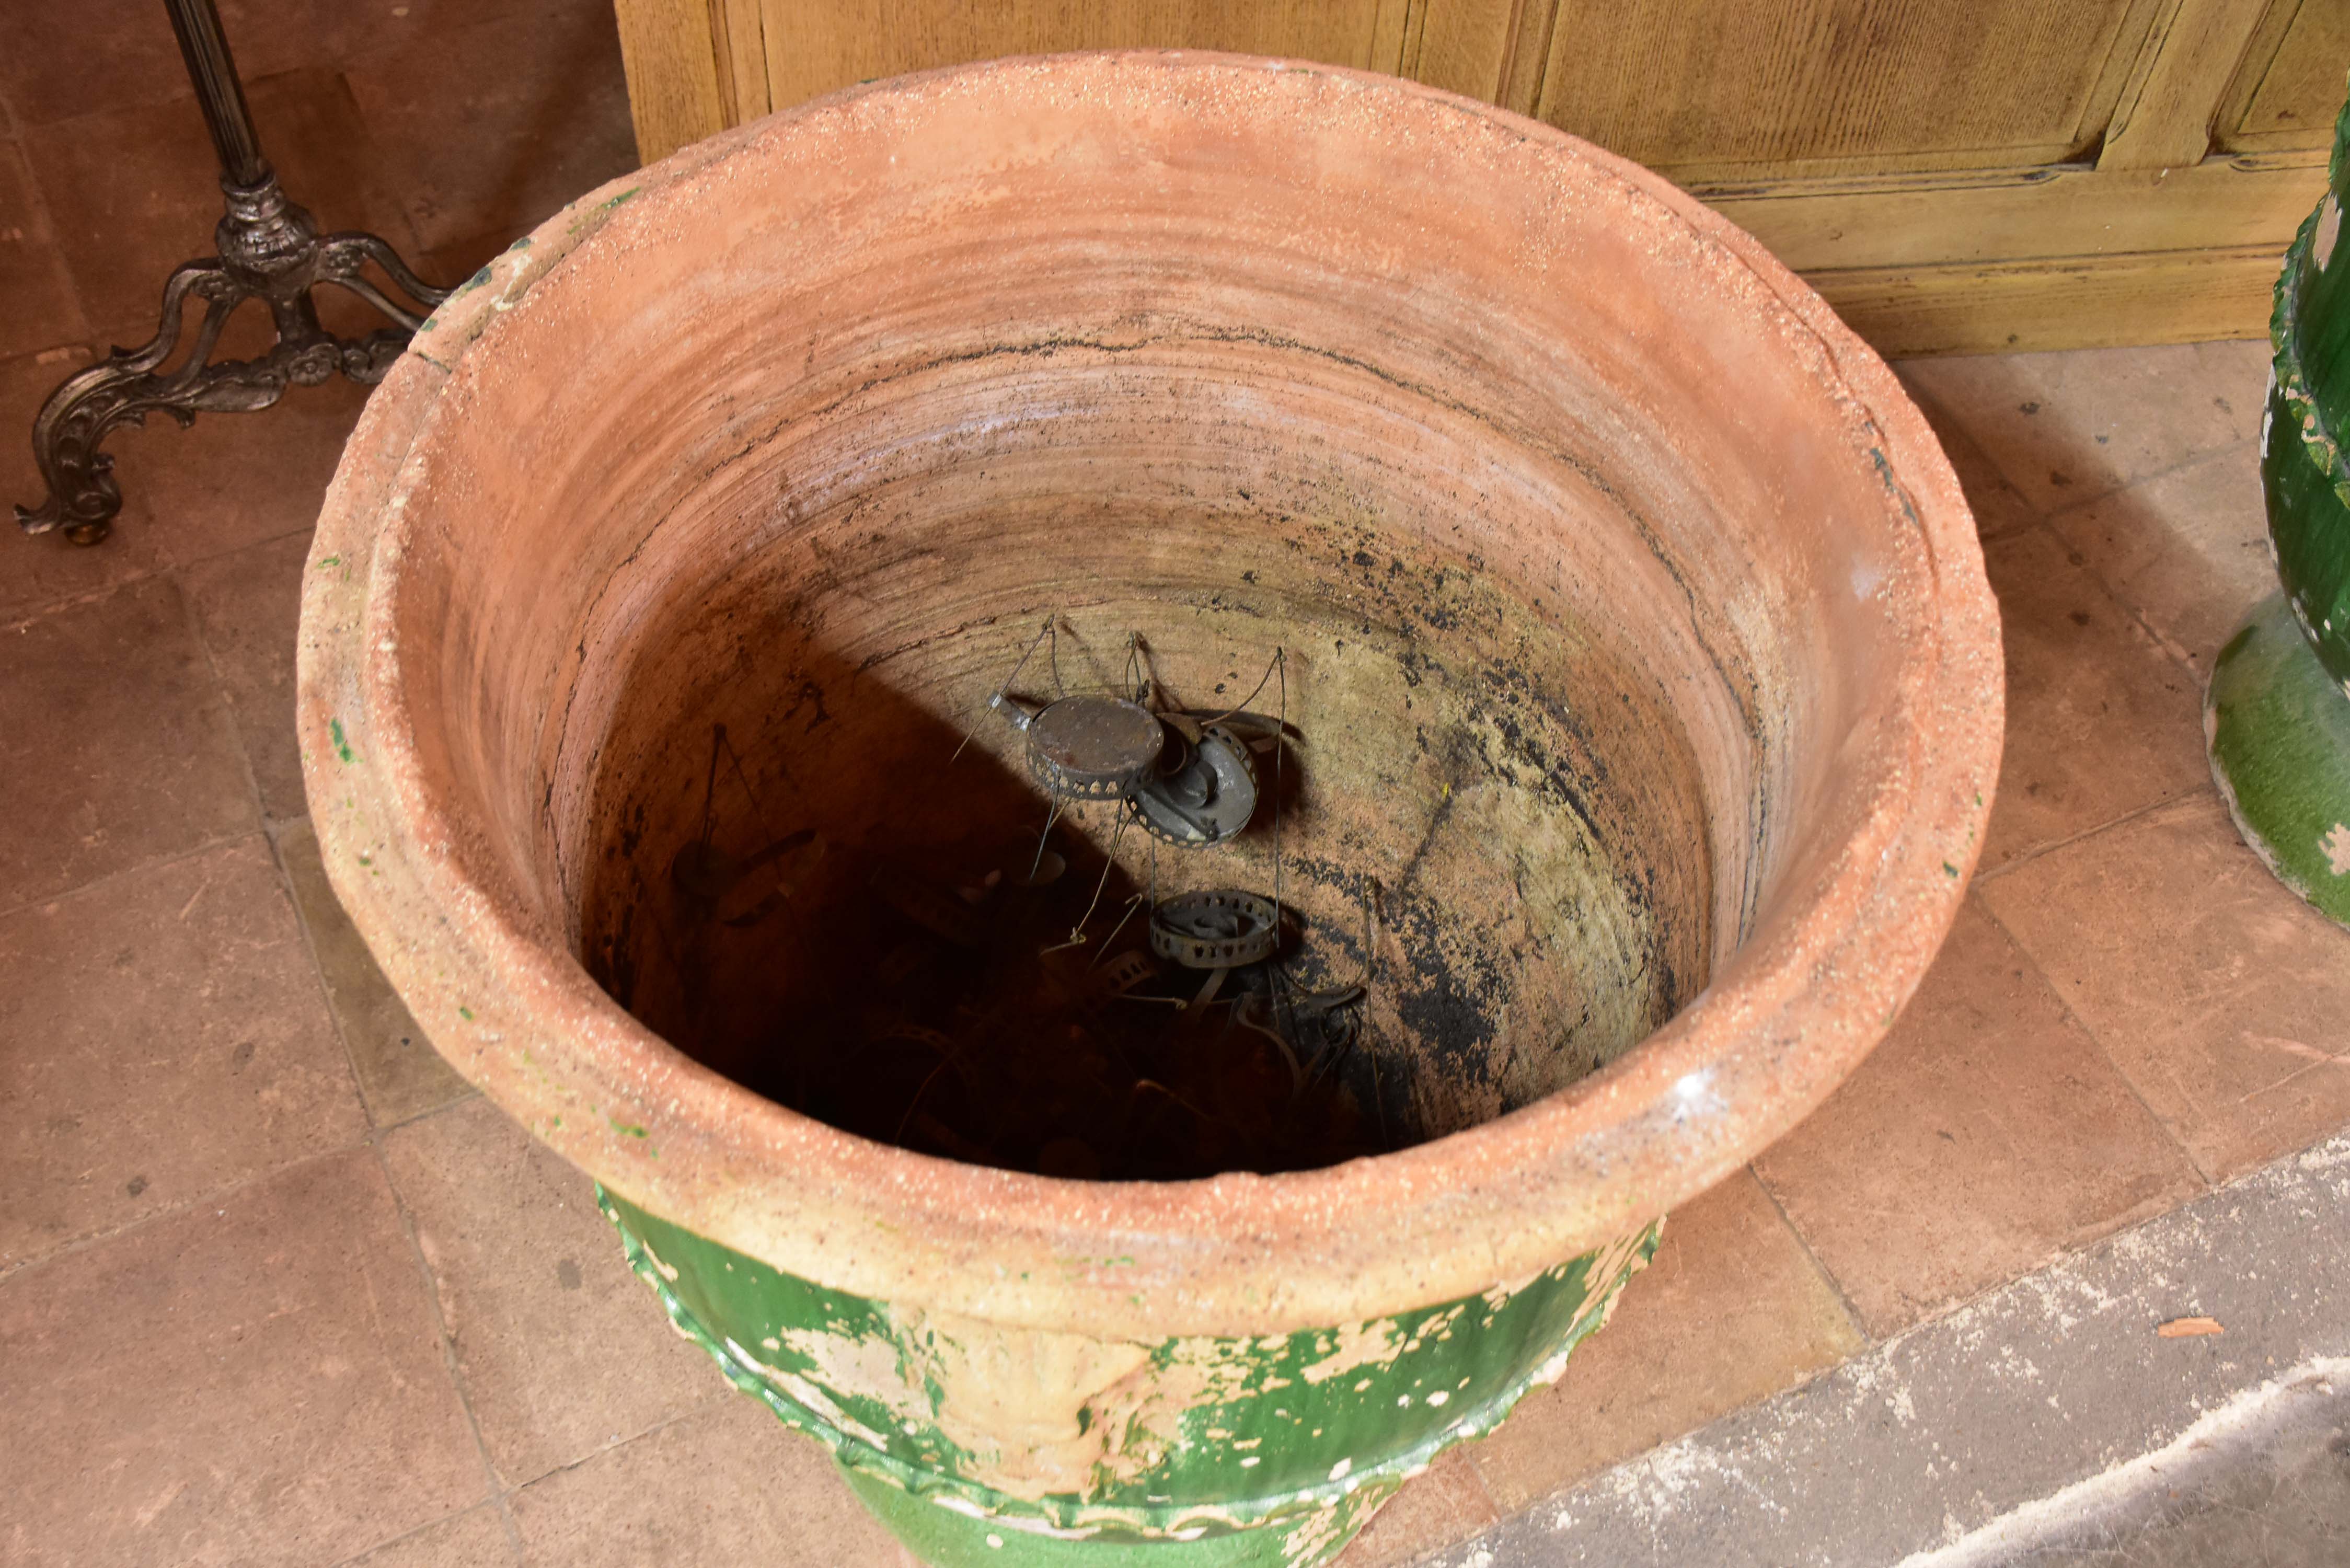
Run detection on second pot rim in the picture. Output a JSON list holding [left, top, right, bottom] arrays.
[[298, 50, 2003, 1340]]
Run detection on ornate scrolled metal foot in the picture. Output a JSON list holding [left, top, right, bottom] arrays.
[[15, 166, 449, 546]]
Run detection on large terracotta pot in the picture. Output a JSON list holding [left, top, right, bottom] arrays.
[[299, 53, 2000, 1566], [2210, 80, 2350, 930]]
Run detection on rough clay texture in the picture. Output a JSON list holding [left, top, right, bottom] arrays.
[[295, 53, 2002, 1344]]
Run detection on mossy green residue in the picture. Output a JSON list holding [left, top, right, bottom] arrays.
[[330, 718, 355, 764], [458, 1006, 476, 1021]]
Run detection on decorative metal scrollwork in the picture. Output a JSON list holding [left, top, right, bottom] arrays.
[[15, 177, 449, 545], [14, 0, 452, 547]]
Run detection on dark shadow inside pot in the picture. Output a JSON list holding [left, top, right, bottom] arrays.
[[567, 449, 1718, 1179]]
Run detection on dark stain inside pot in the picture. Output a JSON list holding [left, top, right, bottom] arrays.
[[575, 500, 1722, 1181]]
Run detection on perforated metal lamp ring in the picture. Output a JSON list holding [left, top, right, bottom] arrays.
[[1149, 888, 1281, 969], [1020, 694, 1165, 800]]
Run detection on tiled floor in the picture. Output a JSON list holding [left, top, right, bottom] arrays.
[[3, 8, 2346, 1566]]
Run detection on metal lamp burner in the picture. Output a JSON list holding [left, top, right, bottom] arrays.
[[1131, 720, 1259, 846], [1149, 889, 1281, 969], [996, 693, 1165, 800]]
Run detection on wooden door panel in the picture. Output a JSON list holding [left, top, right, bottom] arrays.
[[1533, 0, 2159, 179], [755, 0, 1407, 113], [2225, 0, 2350, 151], [612, 0, 2346, 351]]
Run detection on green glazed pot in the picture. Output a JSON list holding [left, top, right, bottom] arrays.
[[297, 53, 2000, 1567], [605, 1189, 1655, 1565], [2211, 79, 2350, 928]]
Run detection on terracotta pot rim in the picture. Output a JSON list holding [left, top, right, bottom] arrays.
[[300, 50, 2001, 1339]]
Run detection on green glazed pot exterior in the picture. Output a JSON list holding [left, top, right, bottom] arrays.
[[2215, 72, 2350, 928], [602, 1189, 1657, 1566], [2266, 82, 2350, 686], [2208, 596, 2350, 926]]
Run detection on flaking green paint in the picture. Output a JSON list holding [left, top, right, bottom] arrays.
[[2209, 596, 2350, 926], [599, 1188, 1655, 1565], [2210, 75, 2350, 932]]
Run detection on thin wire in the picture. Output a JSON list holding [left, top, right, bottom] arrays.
[[950, 616, 1054, 765], [1056, 810, 1128, 949], [1123, 632, 1140, 702], [1085, 892, 1149, 969], [696, 723, 723, 851], [1198, 645, 1283, 729], [1028, 800, 1064, 884], [1272, 649, 1286, 927], [718, 724, 784, 847], [1048, 617, 1066, 697], [893, 1045, 963, 1143]]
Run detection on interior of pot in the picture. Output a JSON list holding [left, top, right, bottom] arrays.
[[381, 59, 1930, 1183]]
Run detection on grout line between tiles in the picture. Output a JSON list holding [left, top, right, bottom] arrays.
[[160, 514, 322, 575], [1971, 891, 2219, 1190], [1747, 1160, 1876, 1347], [496, 1380, 740, 1501], [259, 778, 527, 1556], [178, 556, 396, 1137], [261, 811, 409, 1133], [2038, 436, 2260, 539], [2026, 448, 2256, 691], [322, 1500, 511, 1568], [0, 558, 166, 635], [369, 1129, 532, 1558], [1970, 783, 2217, 887], [1435, 1442, 1504, 1566], [0, 824, 262, 924], [0, 1140, 363, 1285], [373, 1087, 487, 1134]]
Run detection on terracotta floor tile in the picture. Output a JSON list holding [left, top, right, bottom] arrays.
[[183, 531, 309, 818], [0, 0, 392, 131], [344, 6, 636, 256], [508, 1395, 920, 1567], [2043, 441, 2270, 676], [381, 1097, 725, 1486], [1980, 792, 2350, 1182], [1892, 362, 2041, 540], [0, 835, 366, 1269], [0, 575, 257, 906], [113, 365, 372, 566], [340, 1505, 519, 1568], [1464, 1169, 1864, 1511], [0, 1150, 485, 1565], [1979, 526, 2208, 869], [277, 816, 471, 1126], [1896, 339, 2268, 514], [21, 67, 413, 343], [0, 345, 174, 619], [1334, 1447, 1497, 1568], [0, 137, 87, 357], [1753, 902, 2202, 1338]]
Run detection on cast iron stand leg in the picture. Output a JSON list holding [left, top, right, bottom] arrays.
[[14, 0, 452, 546]]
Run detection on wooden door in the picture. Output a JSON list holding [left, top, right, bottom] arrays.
[[609, 0, 2348, 354]]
